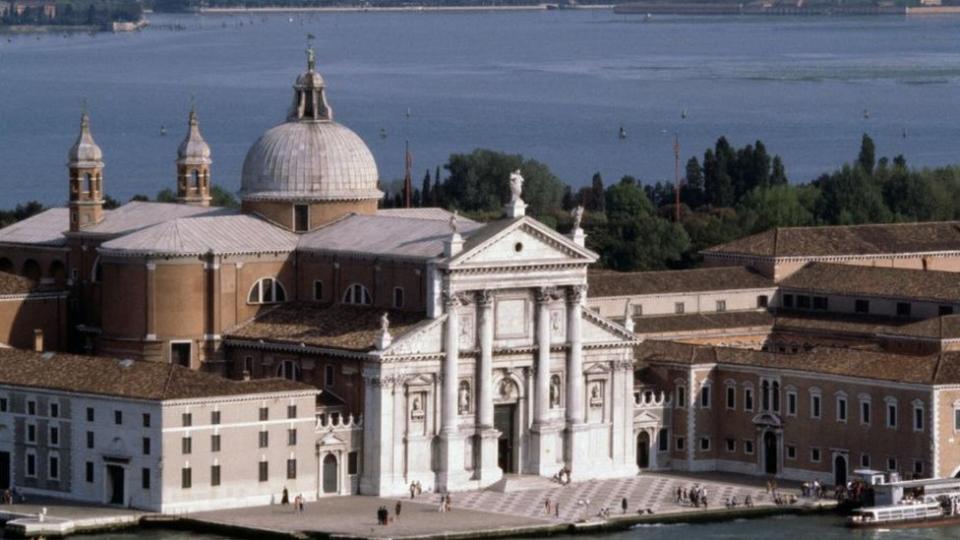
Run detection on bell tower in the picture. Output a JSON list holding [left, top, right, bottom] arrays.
[[67, 112, 105, 232], [176, 107, 212, 206]]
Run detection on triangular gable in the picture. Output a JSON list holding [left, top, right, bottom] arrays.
[[449, 216, 597, 267], [581, 307, 642, 346], [634, 410, 661, 425], [382, 315, 446, 356]]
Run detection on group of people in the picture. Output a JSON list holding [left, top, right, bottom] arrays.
[[553, 467, 573, 485], [800, 480, 827, 499], [675, 485, 709, 508], [542, 497, 561, 518], [279, 488, 305, 512], [376, 502, 402, 525], [437, 493, 453, 513], [408, 481, 423, 499], [723, 495, 754, 508]]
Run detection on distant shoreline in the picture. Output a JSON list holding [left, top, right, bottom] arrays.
[[199, 4, 613, 13]]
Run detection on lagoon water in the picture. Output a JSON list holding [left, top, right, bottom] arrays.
[[0, 11, 959, 204]]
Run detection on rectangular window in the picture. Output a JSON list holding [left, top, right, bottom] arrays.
[[288, 428, 297, 446], [348, 451, 359, 475], [0, 397, 7, 412], [699, 386, 711, 409], [25, 453, 35, 477], [633, 304, 644, 316], [393, 287, 405, 309], [837, 397, 847, 422], [49, 425, 59, 446], [182, 413, 192, 427], [259, 431, 269, 448], [172, 342, 191, 367], [726, 438, 736, 452], [114, 410, 123, 425], [211, 465, 221, 487], [48, 455, 59, 480], [243, 356, 254, 375], [855, 299, 870, 314], [674, 302, 685, 314], [86, 407, 94, 422], [744, 388, 754, 411], [49, 402, 59, 418], [211, 410, 221, 425], [744, 440, 754, 455], [287, 458, 297, 480], [811, 448, 821, 463], [313, 280, 323, 301], [940, 305, 954, 316], [757, 295, 768, 308], [294, 204, 309, 232], [914, 460, 924, 475], [142, 468, 151, 490], [726, 386, 736, 410], [861, 453, 871, 468], [914, 406, 924, 432], [787, 445, 796, 459], [258, 461, 268, 482], [27, 400, 36, 416], [211, 434, 221, 452], [287, 405, 297, 419], [715, 300, 726, 313], [182, 437, 192, 455], [143, 437, 151, 455], [797, 295, 811, 309], [181, 467, 192, 489], [787, 392, 797, 416], [699, 437, 710, 451], [259, 407, 269, 421], [888, 404, 898, 428], [85, 461, 94, 483], [658, 428, 669, 452], [897, 302, 912, 317], [324, 365, 335, 387], [142, 413, 151, 427], [783, 294, 794, 308], [676, 386, 686, 408], [888, 457, 897, 471], [812, 296, 828, 310], [86, 431, 95, 449], [676, 437, 685, 451], [26, 423, 36, 443], [954, 409, 960, 431], [811, 395, 822, 419]]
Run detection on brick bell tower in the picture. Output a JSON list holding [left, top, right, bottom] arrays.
[[176, 107, 212, 206], [67, 112, 105, 232]]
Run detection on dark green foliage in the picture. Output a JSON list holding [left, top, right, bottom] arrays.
[[103, 195, 121, 210], [0, 201, 44, 228], [210, 185, 239, 208], [858, 134, 876, 175]]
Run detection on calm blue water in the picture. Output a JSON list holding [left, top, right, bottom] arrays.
[[0, 12, 959, 205]]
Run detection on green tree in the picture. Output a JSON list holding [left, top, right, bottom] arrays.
[[210, 185, 239, 208], [737, 185, 813, 233], [858, 134, 876, 175]]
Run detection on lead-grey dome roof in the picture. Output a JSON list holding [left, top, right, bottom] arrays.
[[68, 113, 103, 166], [239, 49, 381, 202]]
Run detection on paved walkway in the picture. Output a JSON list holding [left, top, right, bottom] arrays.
[[190, 472, 812, 538]]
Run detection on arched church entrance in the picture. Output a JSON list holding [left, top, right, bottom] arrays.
[[322, 454, 338, 494], [834, 454, 848, 486], [636, 432, 650, 469], [763, 431, 778, 475]]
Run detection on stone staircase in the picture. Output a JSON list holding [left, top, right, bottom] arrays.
[[487, 474, 560, 493]]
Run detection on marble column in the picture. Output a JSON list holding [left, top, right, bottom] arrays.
[[475, 290, 501, 484], [530, 287, 560, 476], [438, 292, 467, 490], [565, 285, 589, 479]]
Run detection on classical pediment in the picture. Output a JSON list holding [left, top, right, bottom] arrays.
[[634, 410, 662, 425], [318, 432, 346, 447], [383, 317, 445, 357], [751, 412, 783, 427], [449, 217, 596, 268], [581, 308, 642, 346]]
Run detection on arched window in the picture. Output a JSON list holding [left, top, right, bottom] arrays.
[[248, 278, 287, 305], [191, 170, 200, 189], [276, 360, 301, 381], [21, 259, 41, 281], [84, 173, 92, 193], [342, 283, 372, 305], [0, 258, 12, 274]]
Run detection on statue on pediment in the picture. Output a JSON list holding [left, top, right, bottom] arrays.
[[509, 169, 524, 203]]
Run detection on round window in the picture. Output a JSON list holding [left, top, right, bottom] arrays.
[[514, 242, 523, 252]]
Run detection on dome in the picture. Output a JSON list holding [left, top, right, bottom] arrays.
[[68, 112, 103, 166], [239, 47, 381, 203], [240, 121, 380, 201], [177, 109, 211, 165]]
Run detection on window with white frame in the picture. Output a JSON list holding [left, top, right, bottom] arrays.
[[861, 453, 871, 468], [954, 407, 960, 431], [343, 283, 372, 305], [247, 277, 287, 305], [26, 422, 36, 443], [725, 384, 736, 410], [675, 385, 686, 408], [676, 436, 685, 451], [699, 384, 711, 409], [699, 437, 710, 451], [786, 445, 796, 459], [658, 428, 669, 452], [913, 401, 924, 432], [886, 397, 898, 429], [393, 287, 405, 309], [49, 402, 59, 418], [744, 385, 754, 411], [811, 447, 821, 463], [888, 457, 898, 471], [48, 453, 60, 481], [744, 440, 754, 454], [276, 360, 301, 381], [726, 438, 736, 452], [49, 425, 59, 447], [786, 389, 797, 416], [836, 393, 848, 423], [914, 460, 924, 476], [27, 399, 36, 416], [860, 396, 872, 425], [25, 451, 36, 478], [810, 389, 822, 419], [715, 300, 726, 312]]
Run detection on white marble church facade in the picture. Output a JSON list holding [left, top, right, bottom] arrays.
[[359, 209, 640, 495]]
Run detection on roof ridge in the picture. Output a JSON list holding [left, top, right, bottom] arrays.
[[160, 363, 177, 400]]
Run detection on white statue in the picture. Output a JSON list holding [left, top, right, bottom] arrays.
[[572, 205, 584, 230], [458, 382, 470, 414], [509, 169, 524, 203], [449, 210, 459, 235], [380, 311, 390, 333]]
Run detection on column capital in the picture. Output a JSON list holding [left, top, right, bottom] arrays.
[[566, 284, 587, 304], [476, 290, 494, 307], [536, 286, 561, 304], [443, 290, 474, 308]]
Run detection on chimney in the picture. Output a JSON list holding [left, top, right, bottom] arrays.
[[33, 329, 44, 353]]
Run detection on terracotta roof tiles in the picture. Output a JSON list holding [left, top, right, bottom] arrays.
[[780, 262, 960, 303], [589, 266, 772, 298]]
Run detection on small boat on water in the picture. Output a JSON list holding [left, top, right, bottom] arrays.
[[847, 471, 960, 529]]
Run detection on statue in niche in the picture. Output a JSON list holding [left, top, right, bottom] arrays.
[[590, 383, 603, 407], [499, 379, 514, 400], [411, 395, 424, 419], [550, 375, 561, 408], [458, 381, 471, 414]]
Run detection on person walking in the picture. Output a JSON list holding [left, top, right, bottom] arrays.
[[621, 497, 628, 514], [281, 487, 289, 505], [395, 500, 402, 520]]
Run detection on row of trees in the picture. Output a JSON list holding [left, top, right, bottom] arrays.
[[1, 0, 142, 27]]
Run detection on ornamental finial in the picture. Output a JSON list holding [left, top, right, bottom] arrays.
[[306, 45, 316, 72]]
